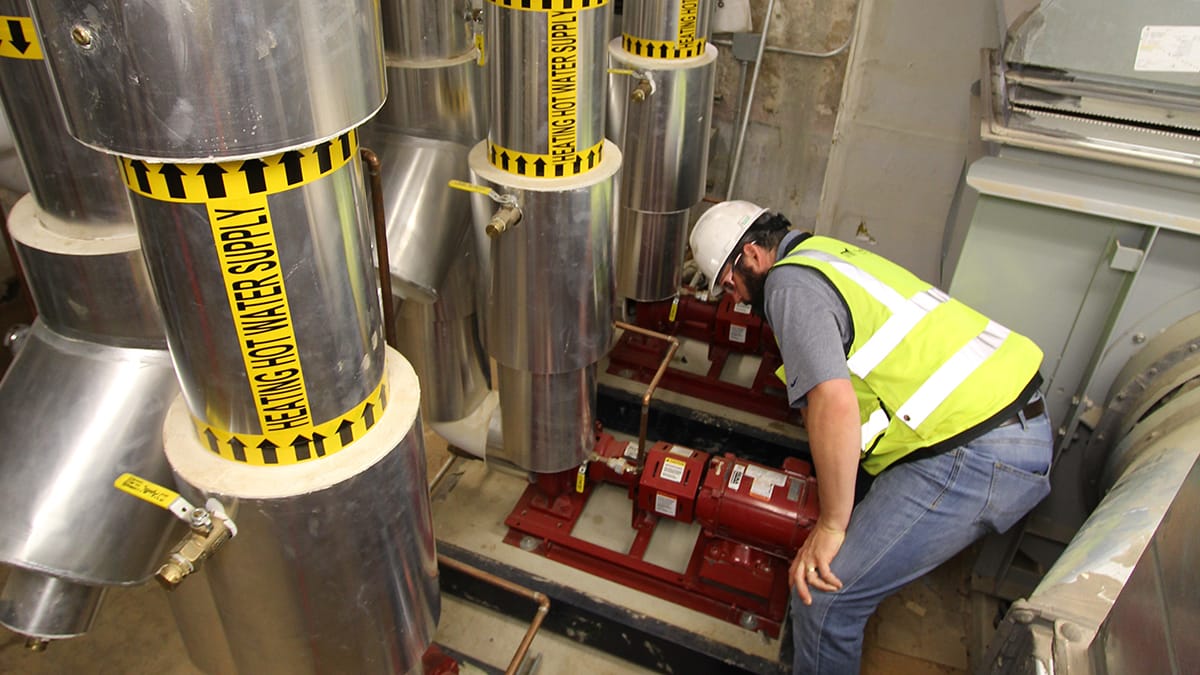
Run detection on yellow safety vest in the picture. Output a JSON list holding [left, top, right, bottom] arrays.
[[772, 236, 1043, 474]]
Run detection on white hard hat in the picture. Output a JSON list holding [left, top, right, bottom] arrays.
[[689, 200, 768, 296]]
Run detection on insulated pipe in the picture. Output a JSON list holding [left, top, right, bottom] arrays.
[[609, 0, 717, 301], [470, 0, 619, 472], [29, 1, 440, 670], [0, 0, 179, 642]]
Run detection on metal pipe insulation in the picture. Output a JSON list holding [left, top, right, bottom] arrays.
[[29, 0, 439, 670], [609, 0, 718, 301], [0, 0, 179, 642], [467, 0, 621, 473]]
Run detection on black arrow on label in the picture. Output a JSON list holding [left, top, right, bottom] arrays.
[[240, 158, 268, 194], [573, 154, 583, 174], [535, 158, 548, 177], [204, 429, 220, 455], [337, 419, 354, 446], [659, 44, 669, 59], [159, 164, 186, 199], [338, 132, 351, 160], [198, 163, 227, 199], [555, 162, 566, 177], [280, 150, 304, 185], [229, 437, 247, 462], [292, 434, 312, 461], [380, 387, 387, 408], [128, 160, 152, 193], [489, 144, 498, 164], [363, 402, 376, 430], [515, 156, 527, 175], [7, 20, 30, 54], [314, 141, 333, 174], [521, 0, 531, 9], [313, 431, 327, 457], [499, 151, 510, 171], [588, 149, 598, 168], [258, 438, 278, 464]]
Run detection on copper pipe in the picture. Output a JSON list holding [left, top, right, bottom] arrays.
[[437, 555, 550, 675], [613, 321, 680, 463], [360, 147, 398, 350]]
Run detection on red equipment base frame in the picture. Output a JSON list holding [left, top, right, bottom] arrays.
[[503, 482, 792, 638]]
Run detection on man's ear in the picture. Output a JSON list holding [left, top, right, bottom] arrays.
[[744, 241, 772, 272]]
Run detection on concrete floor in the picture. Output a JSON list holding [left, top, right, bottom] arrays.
[[0, 415, 974, 675]]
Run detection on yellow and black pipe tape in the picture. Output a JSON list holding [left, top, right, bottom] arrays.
[[122, 130, 383, 466], [488, 0, 609, 10], [0, 16, 42, 60]]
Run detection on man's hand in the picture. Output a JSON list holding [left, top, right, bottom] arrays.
[[789, 520, 846, 605]]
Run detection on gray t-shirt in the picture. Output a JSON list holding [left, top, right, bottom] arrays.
[[763, 231, 853, 408]]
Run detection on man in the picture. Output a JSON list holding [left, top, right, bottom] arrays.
[[689, 201, 1053, 674]]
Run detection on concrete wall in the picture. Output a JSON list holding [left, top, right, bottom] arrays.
[[705, 0, 1004, 286]]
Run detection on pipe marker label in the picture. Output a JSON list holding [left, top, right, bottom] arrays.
[[621, 34, 706, 60], [0, 17, 41, 60], [122, 131, 381, 465], [194, 378, 387, 466], [487, 0, 609, 11], [120, 131, 357, 204], [487, 139, 603, 179]]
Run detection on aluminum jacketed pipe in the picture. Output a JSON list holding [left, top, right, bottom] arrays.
[[467, 0, 621, 473], [0, 0, 179, 644], [28, 1, 438, 672], [609, 0, 718, 302]]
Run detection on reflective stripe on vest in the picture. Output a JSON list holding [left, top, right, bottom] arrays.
[[790, 249, 1006, 434], [861, 406, 889, 453]]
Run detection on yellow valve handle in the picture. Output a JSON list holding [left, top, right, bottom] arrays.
[[575, 463, 587, 493], [114, 472, 195, 522], [448, 179, 492, 196], [448, 180, 518, 207], [475, 33, 486, 66]]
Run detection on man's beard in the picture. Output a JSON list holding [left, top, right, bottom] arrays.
[[737, 258, 769, 317]]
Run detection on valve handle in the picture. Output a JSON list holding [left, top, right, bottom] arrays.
[[114, 472, 195, 523], [448, 179, 518, 207]]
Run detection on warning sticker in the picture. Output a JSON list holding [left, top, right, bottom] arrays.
[[728, 463, 746, 491], [660, 457, 687, 483], [729, 324, 747, 343], [655, 492, 678, 517], [746, 465, 787, 501], [1134, 26, 1200, 72], [0, 17, 42, 60]]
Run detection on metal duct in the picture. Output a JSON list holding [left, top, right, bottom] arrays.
[[28, 0, 438, 670], [0, 0, 179, 642], [609, 0, 717, 301], [470, 0, 619, 472]]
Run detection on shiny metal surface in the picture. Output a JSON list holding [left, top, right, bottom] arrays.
[[622, 0, 713, 43], [494, 364, 596, 472], [164, 568, 238, 675], [8, 196, 163, 345], [615, 208, 690, 301], [486, 3, 611, 156], [378, 55, 486, 143], [0, 569, 105, 639], [164, 351, 438, 675], [396, 248, 490, 423], [0, 0, 128, 227], [469, 140, 621, 372], [381, 0, 475, 61], [359, 131, 475, 303], [133, 158, 385, 434], [609, 43, 717, 212], [0, 320, 181, 585], [30, 0, 385, 160], [372, 55, 487, 145]]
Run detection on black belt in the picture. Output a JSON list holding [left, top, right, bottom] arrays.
[[996, 398, 1046, 428]]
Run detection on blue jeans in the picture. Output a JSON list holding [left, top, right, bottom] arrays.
[[790, 400, 1053, 674]]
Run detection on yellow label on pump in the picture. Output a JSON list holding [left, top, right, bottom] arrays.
[[668, 297, 680, 323], [576, 463, 587, 493]]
